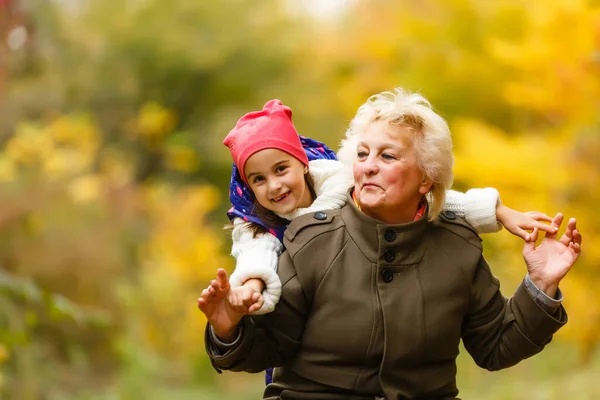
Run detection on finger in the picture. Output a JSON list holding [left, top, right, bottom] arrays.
[[242, 295, 255, 307], [523, 227, 538, 253], [251, 292, 262, 303], [559, 223, 573, 247], [216, 268, 230, 292], [531, 221, 558, 234], [526, 212, 554, 223], [544, 213, 563, 239], [572, 228, 582, 245], [559, 218, 578, 246], [570, 242, 581, 254], [248, 296, 264, 314], [197, 297, 208, 313], [227, 292, 240, 307], [200, 287, 210, 297], [513, 227, 529, 241]]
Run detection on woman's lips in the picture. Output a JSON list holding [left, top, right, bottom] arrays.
[[362, 183, 381, 190]]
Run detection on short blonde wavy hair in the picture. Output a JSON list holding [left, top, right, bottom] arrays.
[[337, 88, 454, 221]]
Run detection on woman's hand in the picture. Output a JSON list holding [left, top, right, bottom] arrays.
[[197, 269, 246, 342], [523, 213, 582, 298], [496, 204, 558, 241]]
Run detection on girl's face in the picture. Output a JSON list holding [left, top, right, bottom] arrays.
[[353, 121, 432, 224], [244, 149, 312, 215]]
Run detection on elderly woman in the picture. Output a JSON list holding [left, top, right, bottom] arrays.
[[200, 89, 582, 400]]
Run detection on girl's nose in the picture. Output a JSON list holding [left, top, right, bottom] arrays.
[[268, 178, 282, 192]]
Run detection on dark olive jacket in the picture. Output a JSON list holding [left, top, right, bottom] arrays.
[[206, 193, 567, 400]]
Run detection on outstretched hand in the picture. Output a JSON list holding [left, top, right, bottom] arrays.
[[197, 269, 246, 342], [523, 213, 582, 298]]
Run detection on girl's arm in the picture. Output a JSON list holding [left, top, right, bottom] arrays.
[[444, 188, 556, 239], [229, 218, 283, 315], [444, 188, 502, 234]]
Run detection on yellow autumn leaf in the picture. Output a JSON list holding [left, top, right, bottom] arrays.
[[135, 102, 177, 141], [164, 145, 199, 173], [0, 158, 16, 182], [67, 174, 102, 203]]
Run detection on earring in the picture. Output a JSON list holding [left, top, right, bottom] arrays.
[[304, 166, 309, 174]]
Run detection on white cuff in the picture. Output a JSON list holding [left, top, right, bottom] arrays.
[[229, 264, 281, 315], [461, 188, 502, 234], [230, 237, 283, 315]]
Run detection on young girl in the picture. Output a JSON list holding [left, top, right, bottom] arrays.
[[211, 98, 555, 384]]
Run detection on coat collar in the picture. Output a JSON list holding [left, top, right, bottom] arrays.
[[341, 189, 430, 265]]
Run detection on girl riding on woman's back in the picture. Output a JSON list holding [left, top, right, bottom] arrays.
[[218, 99, 555, 317], [202, 98, 557, 385]]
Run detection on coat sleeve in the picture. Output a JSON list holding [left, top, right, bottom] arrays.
[[461, 256, 567, 371], [205, 249, 309, 373]]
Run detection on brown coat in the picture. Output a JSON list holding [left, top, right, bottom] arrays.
[[206, 193, 567, 400]]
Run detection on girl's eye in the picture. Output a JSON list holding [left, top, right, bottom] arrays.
[[276, 165, 288, 173], [253, 176, 265, 184], [357, 151, 368, 158]]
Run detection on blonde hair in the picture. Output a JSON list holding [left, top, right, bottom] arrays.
[[337, 88, 454, 220]]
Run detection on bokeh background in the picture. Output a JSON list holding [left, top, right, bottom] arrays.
[[0, 0, 599, 399]]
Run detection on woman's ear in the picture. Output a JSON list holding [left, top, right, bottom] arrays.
[[418, 177, 433, 195]]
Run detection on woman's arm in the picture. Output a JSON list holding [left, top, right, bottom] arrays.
[[461, 256, 567, 371], [462, 213, 580, 371], [205, 251, 309, 373], [229, 218, 283, 315]]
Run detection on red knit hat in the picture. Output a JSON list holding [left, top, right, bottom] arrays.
[[223, 99, 309, 185]]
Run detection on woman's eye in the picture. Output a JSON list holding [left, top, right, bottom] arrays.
[[382, 153, 397, 160]]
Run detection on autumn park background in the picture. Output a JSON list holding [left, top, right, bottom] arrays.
[[0, 0, 598, 399]]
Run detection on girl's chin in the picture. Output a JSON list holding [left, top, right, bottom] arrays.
[[271, 198, 296, 214]]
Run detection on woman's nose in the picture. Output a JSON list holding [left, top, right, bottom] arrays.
[[363, 156, 379, 175]]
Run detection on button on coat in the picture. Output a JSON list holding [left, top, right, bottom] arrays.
[[381, 269, 394, 283], [383, 248, 395, 262], [384, 230, 396, 242]]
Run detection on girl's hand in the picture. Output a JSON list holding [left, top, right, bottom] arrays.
[[496, 204, 558, 241], [228, 284, 264, 315]]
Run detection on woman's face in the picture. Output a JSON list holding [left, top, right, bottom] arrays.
[[353, 121, 432, 224], [244, 148, 312, 215]]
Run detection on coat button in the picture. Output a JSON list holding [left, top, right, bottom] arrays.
[[313, 211, 327, 220], [383, 248, 395, 262], [443, 210, 456, 220], [384, 230, 396, 242], [381, 269, 394, 283]]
